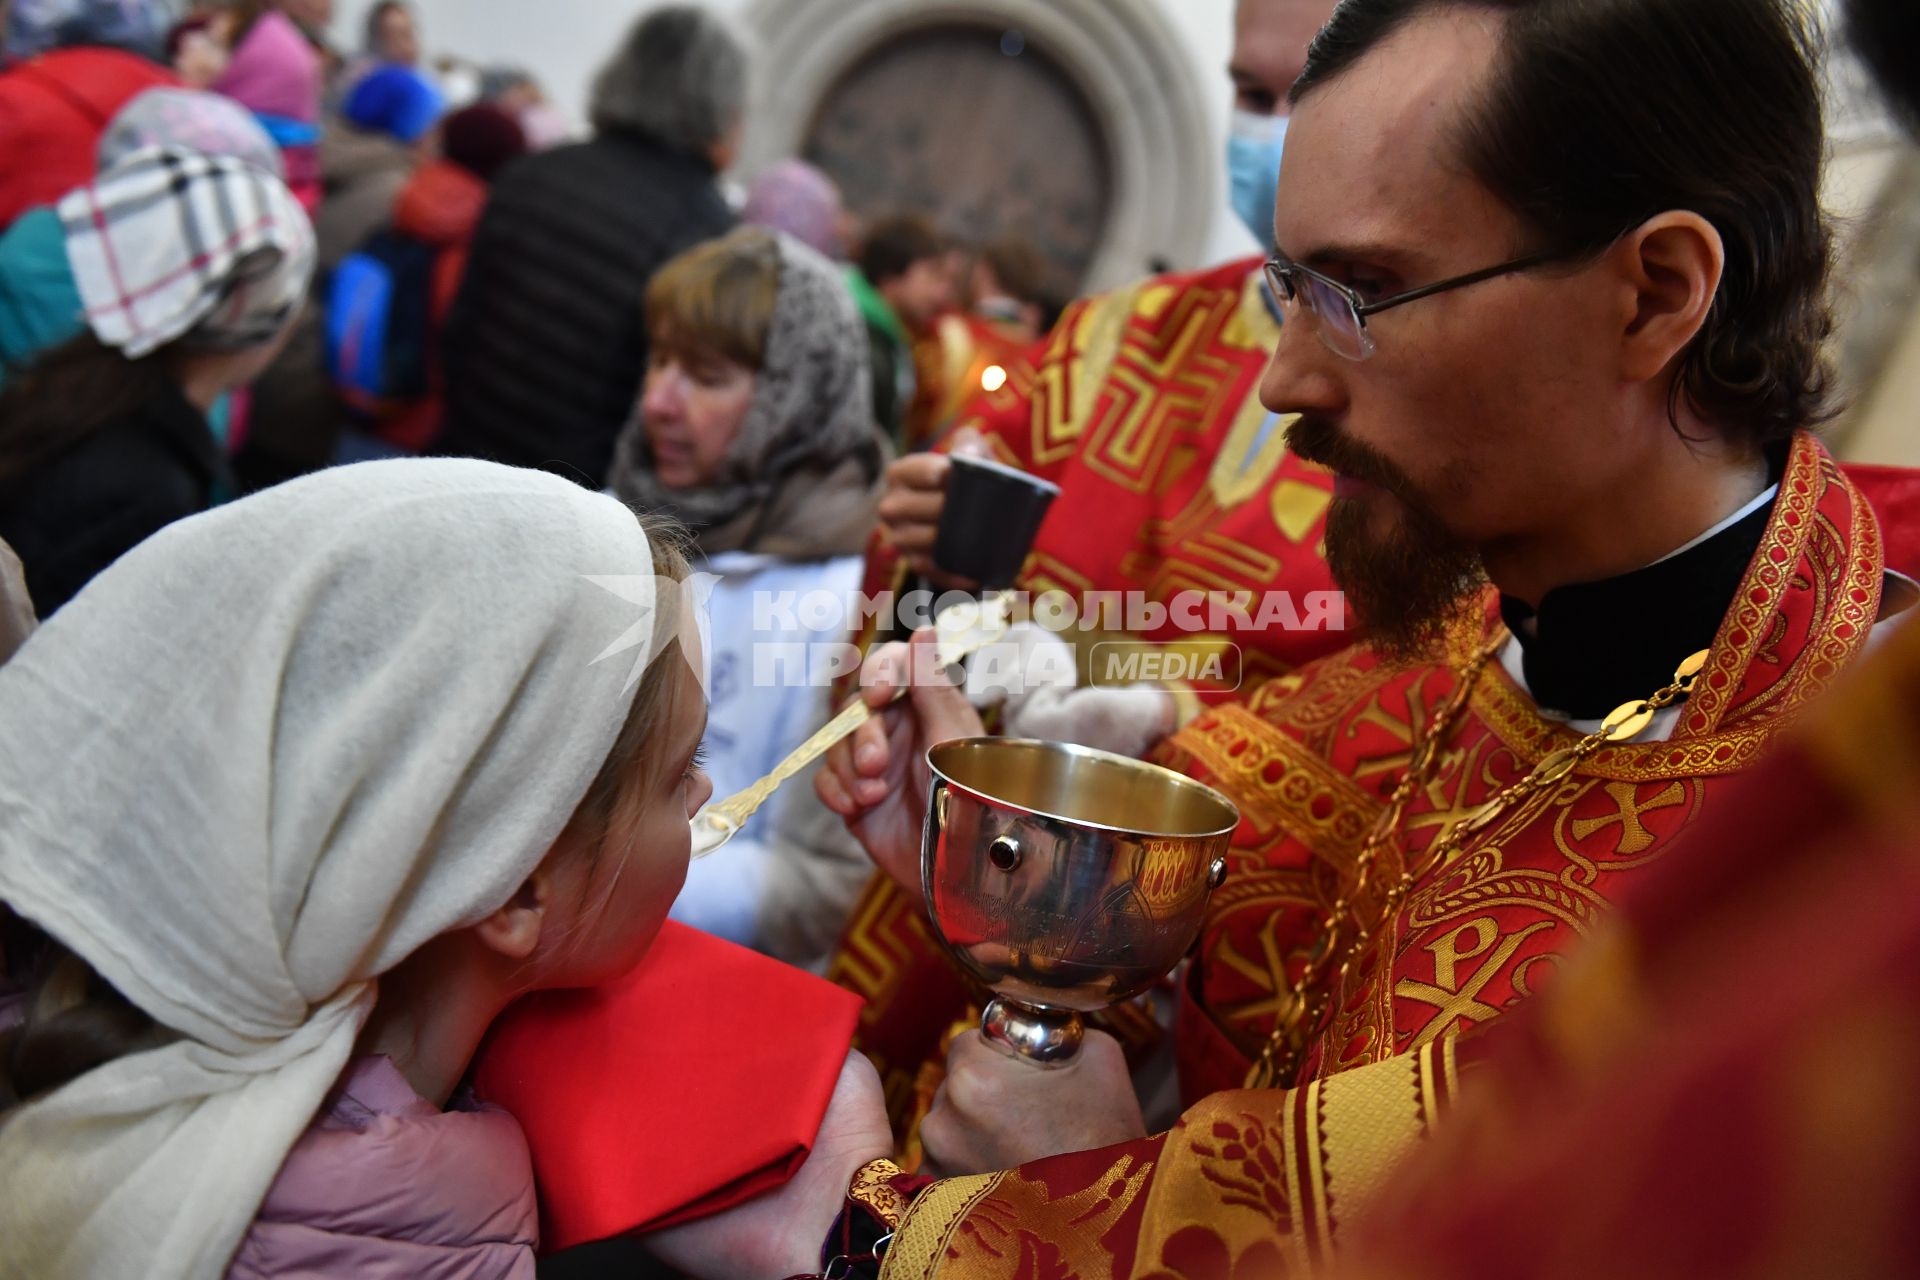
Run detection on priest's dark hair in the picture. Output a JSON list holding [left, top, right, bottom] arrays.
[[1292, 0, 1833, 449]]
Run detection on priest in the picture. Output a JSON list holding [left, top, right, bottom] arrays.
[[809, 0, 1909, 1272], [829, 0, 1346, 1137], [1277, 1, 1920, 1273]]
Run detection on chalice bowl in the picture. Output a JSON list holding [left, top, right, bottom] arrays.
[[922, 738, 1239, 1066]]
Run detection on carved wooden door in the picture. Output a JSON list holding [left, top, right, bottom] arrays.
[[804, 24, 1114, 292]]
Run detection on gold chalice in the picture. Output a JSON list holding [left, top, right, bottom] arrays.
[[921, 738, 1238, 1066]]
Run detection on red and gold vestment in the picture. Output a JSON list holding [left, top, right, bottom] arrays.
[[863, 434, 1890, 1276], [836, 258, 1349, 1122]]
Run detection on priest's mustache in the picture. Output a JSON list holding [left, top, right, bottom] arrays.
[[1285, 415, 1424, 507]]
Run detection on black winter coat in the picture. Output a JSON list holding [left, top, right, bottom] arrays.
[[436, 129, 735, 485], [0, 380, 228, 615]]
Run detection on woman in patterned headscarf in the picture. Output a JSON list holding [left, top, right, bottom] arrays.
[[608, 226, 889, 969], [0, 145, 314, 615], [0, 87, 283, 388]]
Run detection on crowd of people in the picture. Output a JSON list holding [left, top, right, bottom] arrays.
[[0, 0, 1049, 493], [2, 0, 1920, 1276]]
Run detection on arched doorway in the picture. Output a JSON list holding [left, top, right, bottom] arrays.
[[802, 24, 1113, 293], [740, 0, 1216, 292]]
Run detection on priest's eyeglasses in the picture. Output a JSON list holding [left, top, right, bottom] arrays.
[[1263, 250, 1563, 362]]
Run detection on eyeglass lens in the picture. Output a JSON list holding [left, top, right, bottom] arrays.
[[1265, 263, 1375, 361]]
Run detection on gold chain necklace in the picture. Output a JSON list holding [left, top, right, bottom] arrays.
[[1243, 639, 1711, 1090]]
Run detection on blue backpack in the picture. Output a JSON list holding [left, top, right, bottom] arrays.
[[324, 231, 439, 412]]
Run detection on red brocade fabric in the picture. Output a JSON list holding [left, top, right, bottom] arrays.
[[1842, 462, 1920, 579], [831, 259, 1349, 1134], [1337, 613, 1920, 1279]]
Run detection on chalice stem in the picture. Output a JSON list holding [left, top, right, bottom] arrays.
[[981, 996, 1085, 1067]]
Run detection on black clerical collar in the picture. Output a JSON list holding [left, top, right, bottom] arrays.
[[1498, 485, 1778, 720]]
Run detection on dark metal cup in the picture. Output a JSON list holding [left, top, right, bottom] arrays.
[[921, 738, 1237, 1066], [931, 455, 1062, 589]]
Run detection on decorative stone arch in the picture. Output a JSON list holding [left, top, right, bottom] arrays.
[[740, 0, 1218, 291]]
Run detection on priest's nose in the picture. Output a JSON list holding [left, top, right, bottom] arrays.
[[1260, 314, 1345, 422]]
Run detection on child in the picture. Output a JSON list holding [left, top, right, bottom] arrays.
[[0, 459, 884, 1276]]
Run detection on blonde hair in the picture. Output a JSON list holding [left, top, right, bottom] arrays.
[[536, 510, 699, 946], [562, 511, 694, 853], [645, 227, 782, 370]]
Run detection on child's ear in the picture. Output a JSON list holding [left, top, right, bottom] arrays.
[[471, 865, 555, 962]]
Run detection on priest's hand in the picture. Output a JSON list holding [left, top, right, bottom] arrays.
[[876, 425, 991, 584], [816, 629, 984, 893], [919, 1029, 1147, 1175], [642, 1051, 893, 1279]]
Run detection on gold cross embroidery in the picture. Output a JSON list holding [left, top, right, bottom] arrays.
[[1347, 674, 1449, 783], [1215, 927, 1301, 1028], [1403, 742, 1493, 836], [1569, 781, 1687, 856]]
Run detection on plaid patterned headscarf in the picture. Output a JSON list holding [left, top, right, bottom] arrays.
[[59, 145, 315, 359]]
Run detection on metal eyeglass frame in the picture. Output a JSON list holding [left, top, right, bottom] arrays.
[[1263, 250, 1565, 360]]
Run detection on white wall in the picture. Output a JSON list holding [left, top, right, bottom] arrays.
[[337, 0, 1260, 270]]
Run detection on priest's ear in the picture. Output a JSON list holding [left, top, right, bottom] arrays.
[[1612, 211, 1725, 384]]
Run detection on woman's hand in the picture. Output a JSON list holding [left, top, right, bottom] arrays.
[[642, 1052, 894, 1279], [815, 630, 985, 894]]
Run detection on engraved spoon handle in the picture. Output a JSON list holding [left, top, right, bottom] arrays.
[[703, 696, 875, 830], [690, 593, 1011, 856]]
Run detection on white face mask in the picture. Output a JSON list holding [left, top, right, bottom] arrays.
[[1226, 108, 1289, 246]]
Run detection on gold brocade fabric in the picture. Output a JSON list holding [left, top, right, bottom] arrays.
[[1334, 615, 1920, 1280], [1159, 432, 1883, 1098], [831, 258, 1349, 1133], [877, 434, 1887, 1278], [881, 1040, 1461, 1279]]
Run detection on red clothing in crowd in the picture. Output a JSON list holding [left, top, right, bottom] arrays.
[[0, 48, 175, 228], [377, 159, 491, 451]]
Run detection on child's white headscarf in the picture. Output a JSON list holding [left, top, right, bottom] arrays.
[[0, 458, 669, 1278]]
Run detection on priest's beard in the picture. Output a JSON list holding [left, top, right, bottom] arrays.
[[1288, 416, 1486, 662]]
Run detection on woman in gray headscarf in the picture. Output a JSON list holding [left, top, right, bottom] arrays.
[[609, 226, 888, 969]]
